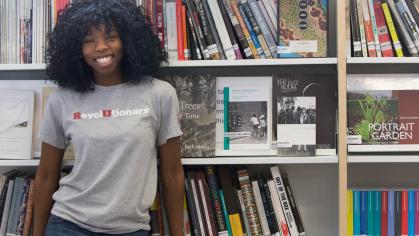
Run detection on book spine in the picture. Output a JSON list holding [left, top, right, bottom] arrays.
[[405, 0, 419, 26], [368, 0, 383, 56], [0, 180, 15, 236], [374, 191, 381, 236], [240, 0, 272, 58], [218, 190, 233, 236], [350, 0, 362, 57], [415, 191, 419, 236], [282, 173, 305, 236], [402, 190, 408, 236], [236, 189, 251, 236], [205, 0, 237, 59], [251, 180, 271, 235], [196, 172, 218, 236], [356, 0, 369, 57], [190, 174, 208, 235], [193, 0, 221, 59], [408, 190, 415, 236], [256, 0, 277, 43], [373, 0, 394, 56], [185, 0, 210, 59], [267, 179, 287, 236], [260, 0, 277, 37], [184, 193, 192, 236], [228, 0, 260, 58], [185, 177, 201, 236], [165, 0, 178, 61], [237, 2, 265, 58], [258, 177, 280, 235], [216, 0, 243, 59], [270, 166, 299, 236], [353, 190, 361, 236], [182, 5, 191, 60], [16, 179, 31, 235], [186, 10, 203, 59], [360, 191, 367, 236], [348, 190, 354, 236], [381, 1, 404, 56], [156, 0, 165, 47], [361, 0, 378, 56], [400, 0, 419, 49], [387, 0, 419, 56], [246, 0, 276, 57], [367, 191, 374, 236], [6, 177, 24, 235], [396, 191, 402, 236], [382, 191, 388, 236], [204, 166, 228, 235], [388, 191, 395, 236], [201, 0, 226, 59], [237, 169, 263, 236], [176, 0, 185, 60]]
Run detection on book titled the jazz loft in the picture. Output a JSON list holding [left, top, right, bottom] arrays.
[[347, 90, 419, 152]]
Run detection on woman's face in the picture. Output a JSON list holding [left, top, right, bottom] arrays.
[[82, 25, 123, 80]]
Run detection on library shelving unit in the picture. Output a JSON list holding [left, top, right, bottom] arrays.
[[2, 0, 403, 235]]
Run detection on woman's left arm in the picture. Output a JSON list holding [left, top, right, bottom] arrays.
[[158, 136, 185, 236]]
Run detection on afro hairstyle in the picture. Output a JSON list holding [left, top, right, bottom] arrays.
[[45, 0, 167, 93]]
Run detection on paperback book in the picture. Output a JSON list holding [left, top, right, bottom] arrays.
[[277, 0, 328, 57], [347, 90, 419, 152], [273, 74, 337, 156], [161, 74, 216, 157]]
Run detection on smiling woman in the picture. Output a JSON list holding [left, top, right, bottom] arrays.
[[33, 1, 184, 236]]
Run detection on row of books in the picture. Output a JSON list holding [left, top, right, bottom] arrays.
[[0, 0, 69, 64], [153, 165, 305, 236], [146, 0, 328, 61], [349, 0, 419, 57], [347, 189, 419, 236]]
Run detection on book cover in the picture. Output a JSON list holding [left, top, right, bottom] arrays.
[[278, 0, 328, 57], [347, 90, 419, 152], [162, 75, 216, 157], [217, 76, 274, 156], [0, 90, 34, 159], [273, 74, 337, 156]]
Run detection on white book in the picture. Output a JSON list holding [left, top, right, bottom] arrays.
[[261, 0, 277, 32], [197, 178, 215, 236], [251, 180, 271, 236], [356, 0, 368, 57], [216, 76, 275, 156], [0, 90, 35, 159], [267, 179, 287, 236], [0, 180, 15, 236], [190, 178, 207, 236], [164, 0, 178, 62], [256, 0, 277, 43], [270, 166, 299, 236], [206, 0, 236, 60]]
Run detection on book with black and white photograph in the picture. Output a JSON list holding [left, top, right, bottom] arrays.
[[273, 74, 337, 156], [216, 77, 275, 156], [0, 90, 34, 159], [161, 74, 216, 157]]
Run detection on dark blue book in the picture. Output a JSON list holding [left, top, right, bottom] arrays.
[[408, 190, 415, 236]]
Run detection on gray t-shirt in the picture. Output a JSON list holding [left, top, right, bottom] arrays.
[[38, 79, 182, 234]]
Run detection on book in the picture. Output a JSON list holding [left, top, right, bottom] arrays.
[[251, 179, 271, 235], [368, 0, 383, 57], [353, 190, 361, 236], [258, 175, 281, 235], [273, 74, 337, 156], [395, 191, 402, 236], [347, 190, 353, 236], [367, 191, 374, 236], [373, 191, 381, 236], [277, 0, 328, 57], [361, 0, 378, 57], [373, 0, 394, 57], [216, 76, 274, 156], [388, 191, 396, 236], [267, 179, 288, 236], [161, 75, 216, 157], [360, 191, 367, 236], [408, 190, 415, 236], [381, 1, 404, 57], [347, 90, 419, 152], [0, 180, 15, 236], [282, 173, 305, 236], [382, 191, 388, 236], [0, 90, 34, 159], [350, 0, 363, 57], [356, 0, 369, 57]]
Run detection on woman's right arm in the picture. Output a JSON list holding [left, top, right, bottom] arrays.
[[33, 142, 65, 236]]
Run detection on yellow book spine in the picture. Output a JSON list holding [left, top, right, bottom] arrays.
[[229, 214, 244, 236], [347, 190, 354, 236], [382, 2, 404, 57]]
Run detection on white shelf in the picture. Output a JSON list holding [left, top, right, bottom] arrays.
[[0, 64, 46, 70], [0, 159, 74, 166], [347, 57, 419, 74], [348, 155, 419, 163], [164, 58, 338, 67], [181, 156, 338, 165]]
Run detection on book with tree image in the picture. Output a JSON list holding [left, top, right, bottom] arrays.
[[347, 90, 419, 152], [161, 75, 216, 157]]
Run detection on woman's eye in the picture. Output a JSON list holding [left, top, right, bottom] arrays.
[[83, 39, 94, 44]]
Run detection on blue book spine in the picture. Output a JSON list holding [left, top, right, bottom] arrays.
[[368, 191, 374, 236], [354, 190, 361, 236], [219, 190, 232, 236], [361, 191, 368, 236], [408, 190, 415, 236], [388, 191, 395, 236], [237, 3, 265, 58], [374, 191, 381, 236]]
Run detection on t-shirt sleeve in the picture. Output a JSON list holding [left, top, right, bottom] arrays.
[[157, 86, 183, 146], [38, 93, 67, 149]]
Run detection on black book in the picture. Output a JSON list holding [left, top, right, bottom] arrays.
[[282, 172, 306, 235], [350, 0, 362, 57], [185, 171, 203, 236], [0, 170, 19, 223], [185, 0, 210, 59], [406, 0, 419, 26], [257, 174, 280, 235], [395, 191, 402, 236]]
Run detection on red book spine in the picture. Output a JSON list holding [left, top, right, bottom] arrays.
[[361, 0, 377, 57], [401, 190, 408, 236], [381, 191, 388, 236], [176, 0, 185, 60], [373, 0, 394, 57], [156, 0, 165, 48]]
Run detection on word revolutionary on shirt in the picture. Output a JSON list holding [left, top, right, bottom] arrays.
[[73, 108, 150, 120]]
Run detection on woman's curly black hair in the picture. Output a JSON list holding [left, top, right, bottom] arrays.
[[45, 0, 167, 93]]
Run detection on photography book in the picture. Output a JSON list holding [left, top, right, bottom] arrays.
[[161, 74, 216, 157]]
